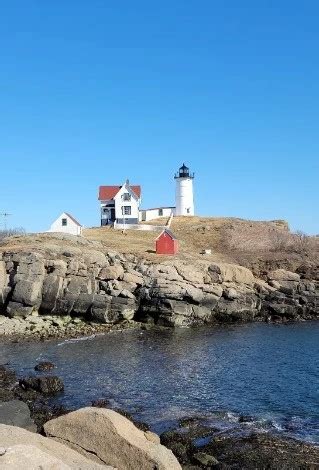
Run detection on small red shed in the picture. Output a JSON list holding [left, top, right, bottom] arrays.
[[156, 229, 179, 255]]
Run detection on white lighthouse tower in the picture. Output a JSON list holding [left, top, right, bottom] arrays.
[[174, 163, 195, 216]]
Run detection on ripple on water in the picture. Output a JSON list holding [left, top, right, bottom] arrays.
[[1, 322, 318, 443]]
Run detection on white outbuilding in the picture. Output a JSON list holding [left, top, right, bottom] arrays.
[[48, 212, 82, 236]]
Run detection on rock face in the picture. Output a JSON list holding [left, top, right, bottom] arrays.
[[0, 444, 72, 469], [0, 236, 318, 330], [44, 407, 182, 470], [0, 424, 112, 469], [0, 401, 36, 432]]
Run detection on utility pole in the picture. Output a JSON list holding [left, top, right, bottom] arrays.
[[0, 212, 12, 230]]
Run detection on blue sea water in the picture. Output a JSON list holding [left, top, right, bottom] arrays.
[[1, 322, 318, 443]]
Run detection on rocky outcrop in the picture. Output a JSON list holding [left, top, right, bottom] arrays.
[[0, 424, 112, 469], [44, 407, 181, 470], [0, 235, 318, 331]]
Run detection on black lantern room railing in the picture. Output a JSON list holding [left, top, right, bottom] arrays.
[[174, 163, 194, 179]]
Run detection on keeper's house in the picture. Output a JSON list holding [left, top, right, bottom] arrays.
[[99, 181, 141, 226]]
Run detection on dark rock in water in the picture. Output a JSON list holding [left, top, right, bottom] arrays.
[[0, 365, 16, 387], [91, 398, 111, 408], [0, 400, 36, 432], [113, 407, 149, 432], [179, 416, 205, 427], [182, 466, 201, 470], [192, 452, 219, 468], [34, 361, 55, 372], [0, 366, 17, 402], [160, 429, 195, 463], [238, 414, 254, 423], [200, 432, 319, 469], [168, 442, 190, 464], [19, 376, 64, 395], [178, 415, 215, 441], [0, 388, 14, 402]]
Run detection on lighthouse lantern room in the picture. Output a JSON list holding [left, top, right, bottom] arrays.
[[174, 163, 195, 216]]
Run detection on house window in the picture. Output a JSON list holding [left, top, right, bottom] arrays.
[[122, 206, 131, 215], [62, 218, 67, 226], [158, 208, 163, 216], [122, 193, 131, 201]]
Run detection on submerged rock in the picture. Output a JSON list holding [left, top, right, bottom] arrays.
[[34, 361, 55, 372]]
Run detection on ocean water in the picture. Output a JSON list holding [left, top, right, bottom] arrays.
[[1, 322, 318, 443]]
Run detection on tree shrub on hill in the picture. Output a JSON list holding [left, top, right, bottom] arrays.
[[0, 228, 26, 242]]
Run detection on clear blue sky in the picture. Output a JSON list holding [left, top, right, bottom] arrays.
[[0, 1, 318, 234]]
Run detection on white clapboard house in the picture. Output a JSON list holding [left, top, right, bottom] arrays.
[[99, 180, 142, 226], [48, 212, 82, 236]]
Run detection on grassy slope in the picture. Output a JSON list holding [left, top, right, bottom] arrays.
[[1, 217, 317, 275], [84, 216, 319, 273]]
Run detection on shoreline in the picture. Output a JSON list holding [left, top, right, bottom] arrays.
[[1, 314, 319, 344], [1, 362, 318, 468]]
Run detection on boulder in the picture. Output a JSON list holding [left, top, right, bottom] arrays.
[[0, 444, 72, 469], [268, 269, 300, 282], [41, 275, 64, 312], [146, 264, 183, 282], [91, 295, 137, 323], [6, 302, 34, 318], [223, 287, 240, 300], [174, 263, 204, 284], [0, 401, 36, 432], [34, 362, 55, 372], [12, 279, 43, 307], [82, 250, 107, 266], [19, 376, 64, 395], [66, 276, 94, 295], [0, 424, 111, 469], [45, 259, 67, 277], [193, 451, 219, 467], [219, 263, 255, 286], [44, 407, 182, 469], [73, 293, 94, 315], [123, 271, 144, 285], [98, 265, 124, 281]]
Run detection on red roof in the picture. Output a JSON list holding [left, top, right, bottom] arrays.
[[156, 229, 177, 241], [99, 185, 141, 200]]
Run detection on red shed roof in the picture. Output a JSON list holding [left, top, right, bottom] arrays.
[[99, 185, 141, 200], [156, 229, 177, 240]]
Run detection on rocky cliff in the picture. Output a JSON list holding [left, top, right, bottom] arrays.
[[0, 234, 318, 335]]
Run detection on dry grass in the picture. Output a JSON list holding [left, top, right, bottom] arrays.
[[83, 226, 160, 259], [84, 216, 316, 267], [1, 217, 317, 271]]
